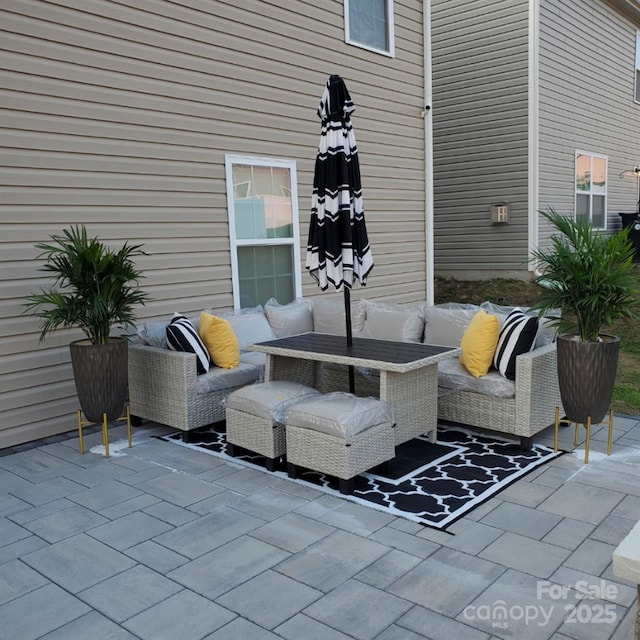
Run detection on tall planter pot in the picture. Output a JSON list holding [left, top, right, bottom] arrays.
[[69, 338, 128, 424], [556, 333, 620, 425]]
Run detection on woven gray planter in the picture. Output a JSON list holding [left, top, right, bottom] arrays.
[[70, 338, 128, 424], [556, 334, 619, 425]]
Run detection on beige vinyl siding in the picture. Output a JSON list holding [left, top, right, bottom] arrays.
[[430, 0, 531, 277], [0, 0, 427, 447], [538, 0, 640, 244]]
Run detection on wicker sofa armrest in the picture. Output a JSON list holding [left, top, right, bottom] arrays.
[[513, 342, 563, 437], [128, 343, 197, 428]]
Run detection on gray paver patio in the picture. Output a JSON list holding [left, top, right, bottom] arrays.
[[0, 416, 638, 639]]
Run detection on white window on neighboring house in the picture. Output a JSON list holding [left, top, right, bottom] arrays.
[[635, 31, 640, 103], [575, 152, 607, 229], [225, 155, 302, 309], [345, 0, 395, 56]]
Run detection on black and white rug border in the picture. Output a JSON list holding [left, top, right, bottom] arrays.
[[161, 424, 562, 531]]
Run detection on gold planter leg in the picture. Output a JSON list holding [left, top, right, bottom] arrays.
[[76, 407, 132, 457], [555, 410, 613, 463], [77, 410, 84, 455], [102, 413, 110, 458], [554, 406, 560, 452]]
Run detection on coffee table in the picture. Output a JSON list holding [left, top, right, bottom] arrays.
[[249, 333, 460, 445]]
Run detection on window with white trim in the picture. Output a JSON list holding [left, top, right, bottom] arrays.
[[575, 152, 607, 229], [225, 155, 302, 309], [635, 31, 640, 102], [345, 0, 394, 56]]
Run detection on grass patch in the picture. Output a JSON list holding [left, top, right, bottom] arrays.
[[435, 273, 640, 416]]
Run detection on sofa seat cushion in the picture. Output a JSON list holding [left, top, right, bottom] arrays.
[[438, 359, 515, 399], [195, 362, 262, 395]]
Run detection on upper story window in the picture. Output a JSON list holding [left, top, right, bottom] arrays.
[[225, 155, 302, 309], [345, 0, 395, 57], [635, 32, 640, 102], [575, 152, 607, 229]]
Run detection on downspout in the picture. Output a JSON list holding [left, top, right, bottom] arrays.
[[424, 0, 435, 305], [528, 0, 540, 270]]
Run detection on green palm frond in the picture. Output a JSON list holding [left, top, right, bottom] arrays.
[[24, 225, 150, 345], [531, 208, 639, 342]]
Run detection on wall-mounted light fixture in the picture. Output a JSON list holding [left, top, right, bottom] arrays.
[[618, 167, 640, 179], [490, 203, 509, 224], [618, 167, 640, 213]]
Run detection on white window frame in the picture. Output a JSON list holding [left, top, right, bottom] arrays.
[[635, 31, 640, 103], [344, 0, 395, 57], [574, 151, 607, 230], [225, 154, 302, 310]]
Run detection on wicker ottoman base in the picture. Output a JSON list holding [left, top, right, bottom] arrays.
[[225, 382, 320, 471], [285, 393, 395, 494]]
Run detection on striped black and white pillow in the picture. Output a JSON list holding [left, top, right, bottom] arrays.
[[166, 313, 210, 375], [493, 309, 539, 380]]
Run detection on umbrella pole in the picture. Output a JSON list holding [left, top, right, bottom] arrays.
[[344, 288, 356, 393]]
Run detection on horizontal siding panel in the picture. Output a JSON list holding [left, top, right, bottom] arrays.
[[1, 0, 428, 446], [0, 364, 71, 394], [0, 409, 79, 449], [1, 9, 423, 98], [3, 378, 76, 413], [431, 0, 529, 274], [2, 394, 77, 430], [0, 208, 232, 228], [0, 223, 231, 242], [538, 0, 640, 240]]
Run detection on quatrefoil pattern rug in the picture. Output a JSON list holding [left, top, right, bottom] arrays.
[[162, 423, 561, 529]]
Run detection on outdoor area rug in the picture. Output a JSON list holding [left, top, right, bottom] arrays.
[[161, 423, 561, 530]]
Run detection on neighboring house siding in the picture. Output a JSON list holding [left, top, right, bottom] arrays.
[[538, 0, 640, 245], [0, 0, 427, 447], [431, 0, 530, 276]]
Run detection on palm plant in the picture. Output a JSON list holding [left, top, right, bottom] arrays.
[[531, 208, 639, 341], [25, 225, 149, 344]]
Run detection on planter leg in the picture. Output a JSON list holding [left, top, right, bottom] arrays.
[[102, 413, 110, 458], [125, 405, 132, 448], [607, 409, 614, 455], [77, 410, 84, 455], [584, 418, 591, 464]]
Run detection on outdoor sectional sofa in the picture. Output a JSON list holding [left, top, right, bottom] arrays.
[[128, 297, 562, 448]]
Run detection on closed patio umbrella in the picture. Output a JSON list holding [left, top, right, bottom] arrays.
[[306, 74, 374, 392]]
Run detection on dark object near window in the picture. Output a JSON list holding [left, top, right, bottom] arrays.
[[618, 212, 640, 262]]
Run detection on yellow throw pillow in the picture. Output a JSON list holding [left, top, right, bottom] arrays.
[[459, 310, 500, 378], [198, 312, 240, 369]]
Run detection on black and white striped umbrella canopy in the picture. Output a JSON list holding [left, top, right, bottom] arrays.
[[306, 75, 373, 292]]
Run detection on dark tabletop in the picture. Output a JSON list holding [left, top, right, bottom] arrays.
[[252, 333, 456, 365]]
